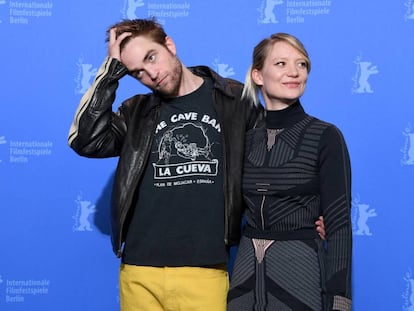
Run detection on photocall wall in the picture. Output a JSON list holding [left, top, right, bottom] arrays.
[[1, 0, 413, 310]]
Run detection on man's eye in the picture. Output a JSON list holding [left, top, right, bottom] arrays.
[[276, 61, 285, 66], [131, 70, 143, 79]]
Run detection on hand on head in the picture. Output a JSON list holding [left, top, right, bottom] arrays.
[[108, 27, 132, 61]]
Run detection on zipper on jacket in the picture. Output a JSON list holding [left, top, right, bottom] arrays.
[[256, 183, 269, 230], [260, 195, 266, 230]]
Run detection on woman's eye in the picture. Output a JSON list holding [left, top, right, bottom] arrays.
[[148, 54, 156, 62], [298, 62, 307, 68]]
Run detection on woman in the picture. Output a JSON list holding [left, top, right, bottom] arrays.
[[227, 33, 352, 311]]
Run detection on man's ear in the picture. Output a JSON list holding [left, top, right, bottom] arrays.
[[164, 36, 177, 55], [252, 68, 263, 86]]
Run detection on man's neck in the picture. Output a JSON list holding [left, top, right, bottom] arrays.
[[177, 66, 204, 97]]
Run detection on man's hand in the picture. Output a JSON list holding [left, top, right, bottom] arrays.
[[108, 27, 132, 61], [315, 216, 326, 240]]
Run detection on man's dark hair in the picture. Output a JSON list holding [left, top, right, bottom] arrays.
[[106, 17, 168, 51]]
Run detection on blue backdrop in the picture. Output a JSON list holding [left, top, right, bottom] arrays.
[[1, 0, 414, 310]]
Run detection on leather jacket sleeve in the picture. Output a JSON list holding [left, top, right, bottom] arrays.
[[68, 56, 129, 158]]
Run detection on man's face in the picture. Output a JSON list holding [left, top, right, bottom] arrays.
[[120, 36, 183, 98]]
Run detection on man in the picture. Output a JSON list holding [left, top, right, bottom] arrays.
[[68, 18, 324, 311]]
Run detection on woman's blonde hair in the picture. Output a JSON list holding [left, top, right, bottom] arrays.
[[242, 33, 311, 106]]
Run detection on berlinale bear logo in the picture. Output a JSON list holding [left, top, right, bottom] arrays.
[[73, 193, 96, 232]]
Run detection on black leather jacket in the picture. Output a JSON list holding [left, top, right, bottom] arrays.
[[68, 57, 263, 257]]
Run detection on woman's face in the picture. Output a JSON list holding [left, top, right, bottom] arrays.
[[252, 41, 309, 111]]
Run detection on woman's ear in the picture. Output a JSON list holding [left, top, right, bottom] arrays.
[[251, 68, 263, 86]]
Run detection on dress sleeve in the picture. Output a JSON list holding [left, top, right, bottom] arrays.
[[318, 125, 352, 311]]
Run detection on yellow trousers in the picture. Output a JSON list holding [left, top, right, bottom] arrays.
[[119, 263, 229, 311]]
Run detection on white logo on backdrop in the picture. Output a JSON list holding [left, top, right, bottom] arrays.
[[258, 0, 283, 24], [0, 135, 6, 163], [121, 1, 190, 24], [0, 0, 4, 23], [405, 0, 414, 20], [351, 54, 379, 94], [351, 195, 377, 236], [122, 0, 145, 19], [403, 269, 414, 311], [402, 123, 414, 165], [72, 193, 96, 231], [116, 283, 120, 304], [75, 58, 97, 94], [212, 57, 235, 78]]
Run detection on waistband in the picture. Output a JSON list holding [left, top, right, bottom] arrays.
[[243, 225, 319, 241]]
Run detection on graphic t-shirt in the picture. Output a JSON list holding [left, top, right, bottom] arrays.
[[122, 78, 228, 266]]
